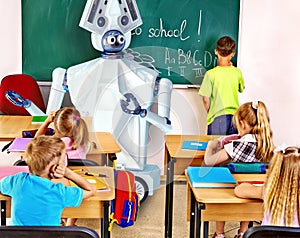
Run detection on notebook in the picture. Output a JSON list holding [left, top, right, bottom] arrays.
[[7, 138, 33, 152], [182, 141, 208, 150], [70, 175, 109, 191], [187, 166, 236, 188], [0, 166, 30, 179], [32, 115, 48, 124]]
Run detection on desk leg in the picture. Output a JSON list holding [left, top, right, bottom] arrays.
[[203, 221, 209, 238], [101, 201, 110, 238], [189, 188, 196, 238], [195, 203, 201, 238], [107, 153, 117, 167], [1, 201, 6, 226], [164, 152, 175, 238]]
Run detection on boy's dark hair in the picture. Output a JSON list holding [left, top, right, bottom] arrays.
[[216, 36, 236, 57]]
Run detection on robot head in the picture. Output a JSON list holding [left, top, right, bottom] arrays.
[[101, 30, 126, 53], [79, 0, 142, 52]]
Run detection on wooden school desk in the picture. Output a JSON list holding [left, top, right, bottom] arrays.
[[186, 171, 265, 238], [0, 166, 115, 238], [0, 115, 121, 164], [164, 134, 217, 238]]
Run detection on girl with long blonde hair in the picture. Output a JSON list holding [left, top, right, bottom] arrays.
[[204, 101, 274, 238], [235, 146, 300, 227]]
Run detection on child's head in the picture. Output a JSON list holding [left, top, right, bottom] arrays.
[[264, 147, 300, 226], [234, 101, 274, 161], [53, 107, 89, 149], [25, 136, 66, 176], [215, 36, 236, 57]]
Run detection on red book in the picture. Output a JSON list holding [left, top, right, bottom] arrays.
[[238, 181, 264, 186]]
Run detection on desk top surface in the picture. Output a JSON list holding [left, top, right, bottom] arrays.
[[185, 170, 265, 204], [0, 115, 121, 154], [165, 134, 218, 159], [0, 166, 115, 201]]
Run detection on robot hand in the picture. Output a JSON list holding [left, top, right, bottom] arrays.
[[6, 90, 31, 108], [120, 92, 171, 132], [5, 90, 46, 116], [120, 93, 147, 117]]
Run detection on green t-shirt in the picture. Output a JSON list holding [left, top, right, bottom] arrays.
[[198, 66, 244, 125]]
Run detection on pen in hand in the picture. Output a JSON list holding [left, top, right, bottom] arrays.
[[84, 172, 107, 178]]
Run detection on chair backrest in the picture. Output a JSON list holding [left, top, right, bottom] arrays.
[[244, 225, 300, 238], [0, 74, 45, 115], [0, 226, 99, 238], [13, 159, 28, 166], [67, 159, 100, 166]]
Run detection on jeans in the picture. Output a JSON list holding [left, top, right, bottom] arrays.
[[207, 115, 237, 135]]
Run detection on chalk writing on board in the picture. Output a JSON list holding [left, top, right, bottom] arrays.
[[130, 11, 220, 85], [148, 19, 190, 41]]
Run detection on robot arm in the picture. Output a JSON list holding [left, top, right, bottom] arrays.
[[46, 67, 68, 114], [3, 68, 69, 116], [120, 78, 173, 133], [155, 77, 172, 120]]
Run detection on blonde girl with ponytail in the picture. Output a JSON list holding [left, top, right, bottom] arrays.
[[204, 101, 274, 238]]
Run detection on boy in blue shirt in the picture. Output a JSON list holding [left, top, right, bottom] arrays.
[[0, 136, 96, 226]]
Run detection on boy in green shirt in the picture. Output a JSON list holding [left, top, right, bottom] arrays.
[[199, 36, 244, 135]]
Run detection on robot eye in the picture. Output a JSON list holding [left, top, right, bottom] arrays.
[[107, 35, 116, 44], [117, 35, 125, 44]]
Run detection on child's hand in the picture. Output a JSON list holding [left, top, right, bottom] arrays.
[[207, 140, 222, 152], [45, 111, 56, 124], [52, 164, 66, 179]]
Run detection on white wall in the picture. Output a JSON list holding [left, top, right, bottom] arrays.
[[238, 0, 300, 146], [0, 1, 22, 81]]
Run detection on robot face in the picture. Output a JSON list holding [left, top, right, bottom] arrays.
[[101, 30, 126, 53]]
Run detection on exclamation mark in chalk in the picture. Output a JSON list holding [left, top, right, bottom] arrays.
[[197, 9, 202, 43]]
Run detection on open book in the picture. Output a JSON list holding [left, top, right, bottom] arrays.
[[70, 175, 109, 191]]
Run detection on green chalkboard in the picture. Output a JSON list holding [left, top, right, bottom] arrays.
[[22, 0, 240, 84]]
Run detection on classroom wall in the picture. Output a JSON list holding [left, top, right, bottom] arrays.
[[0, 1, 22, 80], [238, 0, 300, 146]]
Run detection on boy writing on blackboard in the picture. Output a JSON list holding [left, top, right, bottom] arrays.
[[198, 36, 245, 136]]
